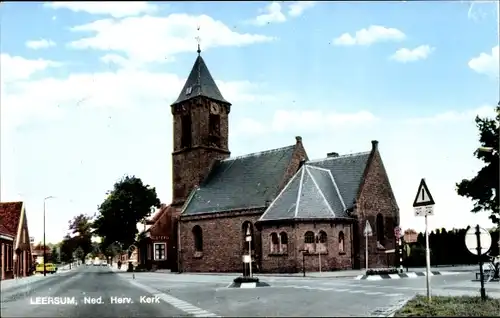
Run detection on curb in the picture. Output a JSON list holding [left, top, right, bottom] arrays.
[[355, 271, 462, 280], [228, 281, 270, 288]]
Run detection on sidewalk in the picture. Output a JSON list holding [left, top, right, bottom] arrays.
[[1, 274, 51, 291], [149, 265, 476, 279]]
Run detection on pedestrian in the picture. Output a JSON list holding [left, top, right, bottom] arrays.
[[117, 260, 122, 269]]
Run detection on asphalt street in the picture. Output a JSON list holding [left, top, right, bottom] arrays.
[[2, 265, 498, 317], [1, 265, 191, 317]]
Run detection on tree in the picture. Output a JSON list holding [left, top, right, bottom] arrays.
[[51, 246, 60, 263], [93, 175, 160, 252], [60, 235, 75, 264], [68, 214, 93, 263], [456, 105, 499, 225]]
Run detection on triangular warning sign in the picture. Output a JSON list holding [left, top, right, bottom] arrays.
[[364, 220, 373, 236], [413, 178, 435, 207]]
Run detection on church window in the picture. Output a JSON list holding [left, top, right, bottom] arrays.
[[154, 243, 166, 261], [279, 232, 288, 253], [186, 86, 192, 95], [317, 231, 327, 253], [376, 213, 385, 246], [209, 114, 221, 147], [192, 225, 203, 252], [181, 115, 192, 148], [270, 233, 279, 253], [304, 231, 314, 244], [339, 231, 345, 253], [304, 231, 315, 253]]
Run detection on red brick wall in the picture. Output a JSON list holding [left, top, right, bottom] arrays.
[[171, 98, 230, 205], [356, 145, 400, 269], [261, 222, 353, 273], [179, 211, 263, 272]]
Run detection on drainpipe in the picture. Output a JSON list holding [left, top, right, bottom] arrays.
[[177, 216, 182, 273]]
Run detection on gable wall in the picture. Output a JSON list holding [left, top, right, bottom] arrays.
[[356, 149, 400, 269]]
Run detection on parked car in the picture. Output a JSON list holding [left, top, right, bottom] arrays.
[[93, 259, 101, 266], [35, 263, 57, 274], [101, 260, 108, 266]]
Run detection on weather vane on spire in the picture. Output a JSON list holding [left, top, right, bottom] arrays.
[[195, 25, 201, 55]]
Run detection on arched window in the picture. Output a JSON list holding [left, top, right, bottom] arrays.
[[270, 233, 279, 253], [192, 225, 203, 252], [318, 231, 327, 243], [376, 213, 385, 245], [317, 231, 327, 253], [242, 221, 255, 251], [304, 231, 314, 243], [304, 231, 315, 253], [279, 232, 288, 253], [339, 231, 345, 253]]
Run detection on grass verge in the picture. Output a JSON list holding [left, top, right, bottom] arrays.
[[395, 295, 500, 317]]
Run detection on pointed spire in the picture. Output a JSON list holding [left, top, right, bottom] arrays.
[[171, 52, 229, 106]]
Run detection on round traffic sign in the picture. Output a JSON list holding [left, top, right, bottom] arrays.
[[394, 226, 402, 238], [465, 226, 492, 255]]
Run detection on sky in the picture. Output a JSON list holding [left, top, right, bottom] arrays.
[[1, 1, 499, 244]]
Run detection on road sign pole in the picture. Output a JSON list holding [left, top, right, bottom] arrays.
[[476, 224, 486, 300], [425, 214, 431, 302], [365, 234, 369, 270]]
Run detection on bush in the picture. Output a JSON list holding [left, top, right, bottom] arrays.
[[233, 276, 260, 283], [366, 268, 399, 275]]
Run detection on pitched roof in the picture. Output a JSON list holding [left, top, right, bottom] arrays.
[[0, 201, 23, 237], [259, 151, 371, 222], [172, 54, 229, 106], [182, 145, 297, 216]]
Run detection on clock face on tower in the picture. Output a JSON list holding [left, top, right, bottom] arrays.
[[210, 102, 220, 115]]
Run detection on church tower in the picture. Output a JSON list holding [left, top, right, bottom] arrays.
[[170, 47, 231, 206]]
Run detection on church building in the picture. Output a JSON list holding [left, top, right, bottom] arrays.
[[146, 47, 400, 273]]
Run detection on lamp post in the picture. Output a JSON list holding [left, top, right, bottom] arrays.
[[43, 196, 55, 276]]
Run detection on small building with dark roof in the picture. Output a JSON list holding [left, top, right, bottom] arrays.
[[0, 201, 34, 280], [147, 49, 400, 273]]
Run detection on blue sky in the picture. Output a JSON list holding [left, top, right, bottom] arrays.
[[1, 1, 499, 244]]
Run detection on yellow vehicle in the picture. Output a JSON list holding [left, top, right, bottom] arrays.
[[35, 263, 57, 274]]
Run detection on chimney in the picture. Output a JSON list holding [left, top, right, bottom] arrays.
[[327, 152, 339, 158], [295, 136, 302, 144], [371, 140, 379, 150]]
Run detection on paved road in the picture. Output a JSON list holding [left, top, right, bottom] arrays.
[[1, 265, 193, 317], [3, 266, 498, 317]]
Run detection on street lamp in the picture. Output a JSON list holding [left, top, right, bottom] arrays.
[[43, 196, 55, 276]]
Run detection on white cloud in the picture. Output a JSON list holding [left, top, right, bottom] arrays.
[[407, 105, 496, 125], [68, 14, 275, 64], [25, 39, 56, 50], [288, 1, 317, 17], [44, 1, 158, 18], [0, 54, 61, 82], [234, 109, 379, 136], [250, 2, 287, 26], [468, 46, 499, 78], [333, 25, 406, 46], [390, 45, 434, 63]]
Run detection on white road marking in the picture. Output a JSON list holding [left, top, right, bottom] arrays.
[[348, 290, 365, 294], [365, 291, 384, 295], [126, 279, 219, 317], [384, 293, 403, 297]]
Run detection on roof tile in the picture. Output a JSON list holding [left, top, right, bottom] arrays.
[[0, 201, 22, 237], [182, 145, 296, 215]]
